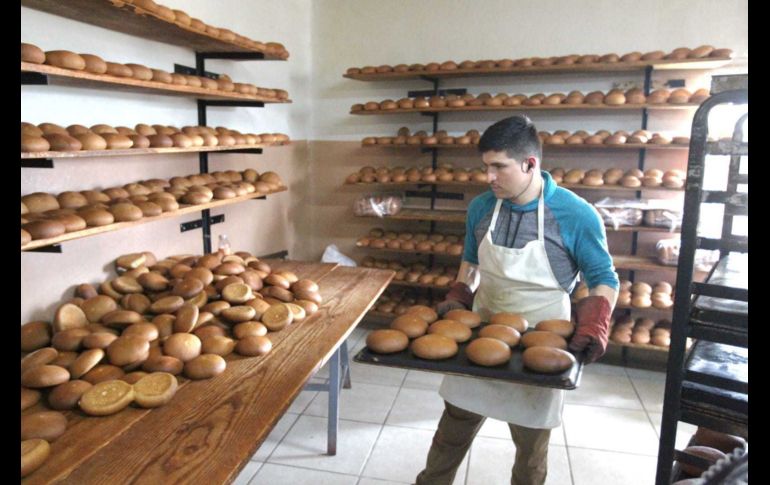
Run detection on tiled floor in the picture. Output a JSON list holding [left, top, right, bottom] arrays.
[[234, 324, 696, 485]]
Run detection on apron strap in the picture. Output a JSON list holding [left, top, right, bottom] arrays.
[[489, 198, 504, 236], [537, 180, 545, 242]]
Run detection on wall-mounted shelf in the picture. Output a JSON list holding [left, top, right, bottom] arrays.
[[362, 141, 689, 151], [351, 103, 700, 115], [22, 142, 288, 161], [344, 57, 733, 81], [21, 62, 292, 103], [355, 209, 466, 224], [22, 186, 286, 251], [348, 180, 684, 193], [21, 0, 288, 58], [388, 280, 452, 291]]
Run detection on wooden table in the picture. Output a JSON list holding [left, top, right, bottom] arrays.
[[23, 261, 394, 484]]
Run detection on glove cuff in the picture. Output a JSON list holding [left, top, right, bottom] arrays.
[[445, 281, 475, 309]]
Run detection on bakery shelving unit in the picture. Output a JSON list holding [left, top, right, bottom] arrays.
[[344, 53, 723, 365], [21, 1, 290, 256], [655, 79, 748, 484]]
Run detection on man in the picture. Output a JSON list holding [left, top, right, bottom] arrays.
[[415, 115, 618, 485]]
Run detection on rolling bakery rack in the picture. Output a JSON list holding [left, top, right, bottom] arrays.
[[655, 75, 748, 484]]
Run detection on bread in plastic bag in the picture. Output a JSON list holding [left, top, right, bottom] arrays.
[[353, 194, 403, 217]]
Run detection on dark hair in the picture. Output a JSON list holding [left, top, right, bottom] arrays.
[[478, 115, 542, 161]]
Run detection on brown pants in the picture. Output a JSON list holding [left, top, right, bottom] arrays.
[[415, 401, 551, 485]]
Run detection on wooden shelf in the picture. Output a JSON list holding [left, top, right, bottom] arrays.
[[608, 340, 670, 353], [389, 280, 451, 291], [357, 245, 463, 257], [356, 208, 467, 224], [363, 142, 688, 151], [559, 182, 684, 192], [351, 181, 486, 188], [22, 142, 291, 160], [344, 57, 733, 81], [613, 255, 697, 273], [21, 187, 287, 251], [606, 225, 680, 233], [348, 180, 684, 193], [21, 0, 287, 58], [21, 62, 292, 103], [351, 103, 701, 115], [614, 304, 673, 313]]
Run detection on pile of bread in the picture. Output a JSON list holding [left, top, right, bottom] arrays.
[[539, 129, 689, 146], [371, 289, 444, 316], [92, 0, 288, 58], [673, 427, 747, 481], [21, 169, 285, 245], [21, 42, 289, 100], [356, 229, 464, 256], [548, 166, 685, 189], [346, 164, 488, 184], [21, 121, 290, 153], [363, 127, 481, 146], [346, 46, 732, 75], [610, 315, 671, 347], [20, 249, 322, 477], [352, 88, 708, 113], [572, 279, 673, 310], [366, 306, 577, 373], [360, 257, 459, 287]]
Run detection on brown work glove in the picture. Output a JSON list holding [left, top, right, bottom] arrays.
[[568, 295, 612, 363], [435, 281, 475, 317]]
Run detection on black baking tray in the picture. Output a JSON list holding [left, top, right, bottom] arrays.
[[353, 328, 585, 390]]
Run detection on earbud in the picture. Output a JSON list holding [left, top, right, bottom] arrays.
[[523, 159, 535, 173]]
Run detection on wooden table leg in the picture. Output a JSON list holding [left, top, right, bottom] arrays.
[[327, 347, 340, 456]]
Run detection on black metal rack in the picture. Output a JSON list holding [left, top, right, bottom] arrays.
[[655, 80, 748, 484]]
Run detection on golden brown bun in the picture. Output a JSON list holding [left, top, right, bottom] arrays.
[[535, 320, 575, 339], [48, 380, 93, 410], [235, 335, 273, 356], [21, 43, 46, 64], [80, 53, 107, 74], [689, 45, 715, 58], [105, 62, 133, 77], [79, 379, 135, 416], [23, 220, 67, 240], [184, 354, 226, 379], [410, 334, 458, 360], [478, 324, 521, 347], [466, 337, 512, 366], [21, 135, 50, 152], [21, 410, 68, 441], [520, 331, 568, 349], [406, 305, 438, 323], [45, 50, 86, 70], [366, 329, 410, 353], [390, 314, 429, 338], [21, 439, 51, 477], [443, 309, 482, 329], [489, 313, 528, 332], [428, 320, 473, 343], [44, 133, 83, 151], [522, 347, 576, 373]]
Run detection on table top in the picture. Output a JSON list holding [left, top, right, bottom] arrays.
[[22, 260, 395, 485]]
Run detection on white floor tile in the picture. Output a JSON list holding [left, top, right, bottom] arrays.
[[358, 478, 410, 485], [349, 361, 407, 388], [289, 388, 320, 414], [562, 404, 660, 456], [252, 412, 299, 462], [625, 367, 667, 382], [566, 372, 643, 410], [304, 382, 400, 424], [466, 438, 570, 485], [476, 418, 565, 447], [250, 463, 358, 485], [385, 387, 446, 430], [648, 412, 699, 449], [269, 415, 382, 476], [362, 425, 468, 485], [231, 461, 261, 485], [569, 447, 657, 485], [402, 369, 445, 391], [629, 377, 666, 413], [581, 363, 628, 377]]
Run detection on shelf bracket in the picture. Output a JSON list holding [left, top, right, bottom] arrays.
[[180, 214, 225, 233], [257, 249, 289, 260], [199, 100, 265, 108], [174, 63, 220, 80], [220, 148, 263, 155], [21, 72, 48, 85], [21, 158, 54, 169], [25, 244, 62, 253], [405, 190, 464, 201], [407, 88, 467, 98], [197, 52, 268, 61]]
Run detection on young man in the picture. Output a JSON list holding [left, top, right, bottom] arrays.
[[415, 115, 619, 485]]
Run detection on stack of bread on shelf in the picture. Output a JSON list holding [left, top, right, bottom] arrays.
[[356, 228, 464, 255], [346, 164, 488, 184], [548, 166, 685, 189], [360, 257, 458, 287]]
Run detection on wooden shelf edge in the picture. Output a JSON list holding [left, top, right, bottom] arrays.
[[362, 142, 689, 150], [344, 181, 683, 193], [357, 245, 463, 257], [21, 62, 292, 103], [343, 57, 733, 81], [21, 187, 287, 251], [350, 104, 701, 115], [22, 142, 291, 160], [389, 280, 452, 291], [608, 340, 671, 352]]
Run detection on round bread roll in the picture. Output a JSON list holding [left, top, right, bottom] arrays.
[[21, 439, 51, 478], [366, 329, 409, 353], [534, 320, 574, 339], [478, 324, 521, 347], [164, 333, 202, 362], [79, 379, 135, 416], [428, 320, 473, 343], [141, 355, 183, 375], [105, 62, 133, 77], [235, 335, 273, 356], [390, 314, 429, 338], [22, 364, 71, 388], [69, 348, 105, 379], [21, 43, 46, 64], [443, 309, 482, 328], [107, 336, 150, 367], [620, 175, 641, 188], [489, 313, 528, 332], [21, 134, 50, 152], [410, 334, 458, 360], [23, 220, 67, 240], [520, 331, 568, 349], [184, 354, 226, 380], [522, 347, 576, 373], [261, 303, 293, 331], [406, 305, 438, 323], [21, 410, 68, 442], [79, 53, 107, 74], [45, 50, 86, 70], [466, 337, 512, 366], [21, 347, 59, 374], [131, 372, 178, 408], [48, 379, 93, 410]]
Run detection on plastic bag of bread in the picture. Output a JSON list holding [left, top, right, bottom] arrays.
[[655, 238, 719, 271], [593, 198, 646, 229], [643, 209, 682, 231], [353, 194, 403, 217]]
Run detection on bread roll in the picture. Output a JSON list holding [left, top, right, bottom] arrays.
[[21, 411, 67, 442], [410, 334, 458, 360], [520, 331, 568, 349], [79, 379, 135, 416], [21, 43, 46, 64], [466, 337, 512, 366], [428, 320, 473, 343], [235, 335, 273, 356], [45, 50, 86, 70], [105, 62, 133, 77], [522, 347, 576, 373], [21, 438, 51, 477], [44, 133, 82, 151], [366, 329, 409, 353], [80, 53, 108, 74], [48, 379, 93, 410], [489, 313, 528, 332]]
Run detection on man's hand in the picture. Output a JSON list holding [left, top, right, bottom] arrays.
[[435, 281, 475, 317], [568, 295, 612, 363]]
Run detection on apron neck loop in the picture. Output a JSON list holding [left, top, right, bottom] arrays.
[[490, 180, 546, 242]]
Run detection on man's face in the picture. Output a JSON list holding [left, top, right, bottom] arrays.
[[482, 150, 535, 200]]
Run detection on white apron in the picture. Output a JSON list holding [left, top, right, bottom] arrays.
[[439, 186, 571, 428]]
